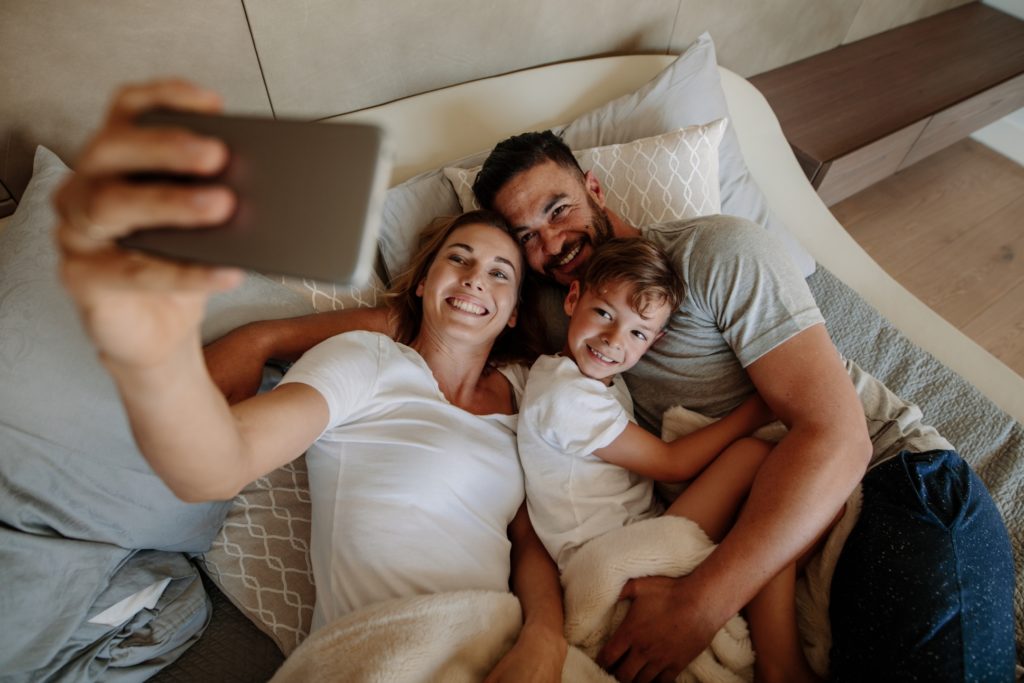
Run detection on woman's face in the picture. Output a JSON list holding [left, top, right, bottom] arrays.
[[416, 222, 523, 346]]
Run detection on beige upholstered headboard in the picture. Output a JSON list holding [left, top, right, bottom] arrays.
[[0, 0, 974, 214]]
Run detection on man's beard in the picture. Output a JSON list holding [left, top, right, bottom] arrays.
[[543, 195, 615, 282], [588, 194, 614, 246]]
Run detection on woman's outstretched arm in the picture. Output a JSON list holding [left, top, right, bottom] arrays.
[[56, 79, 328, 500]]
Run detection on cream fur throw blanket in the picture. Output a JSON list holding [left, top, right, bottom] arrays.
[[270, 517, 753, 683]]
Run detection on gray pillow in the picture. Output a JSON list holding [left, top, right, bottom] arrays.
[[376, 150, 482, 282], [0, 146, 315, 553], [376, 33, 815, 281], [560, 32, 815, 277]]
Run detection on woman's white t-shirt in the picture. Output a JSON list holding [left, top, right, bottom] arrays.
[[280, 331, 528, 631]]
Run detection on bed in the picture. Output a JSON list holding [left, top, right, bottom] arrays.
[[0, 34, 1020, 681]]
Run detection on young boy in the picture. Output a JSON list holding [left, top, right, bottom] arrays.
[[518, 237, 822, 683]]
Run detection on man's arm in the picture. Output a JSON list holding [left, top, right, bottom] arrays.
[[485, 503, 567, 683], [204, 306, 394, 403], [597, 324, 871, 682]]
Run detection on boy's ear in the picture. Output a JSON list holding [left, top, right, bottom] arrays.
[[564, 280, 581, 317], [653, 329, 666, 344], [583, 170, 607, 209]]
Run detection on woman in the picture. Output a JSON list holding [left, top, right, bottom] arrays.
[[55, 80, 565, 682]]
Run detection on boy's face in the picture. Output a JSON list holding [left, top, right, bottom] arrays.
[[562, 279, 671, 383]]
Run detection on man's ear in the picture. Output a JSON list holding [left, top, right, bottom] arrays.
[[564, 280, 581, 317], [583, 170, 607, 209]]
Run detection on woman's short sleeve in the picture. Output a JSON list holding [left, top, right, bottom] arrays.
[[279, 331, 383, 429]]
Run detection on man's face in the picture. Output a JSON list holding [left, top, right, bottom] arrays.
[[491, 160, 613, 287]]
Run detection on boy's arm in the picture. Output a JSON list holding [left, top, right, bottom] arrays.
[[485, 503, 566, 683], [204, 306, 394, 403], [594, 394, 774, 481]]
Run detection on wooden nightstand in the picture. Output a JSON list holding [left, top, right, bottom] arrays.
[[749, 3, 1024, 206]]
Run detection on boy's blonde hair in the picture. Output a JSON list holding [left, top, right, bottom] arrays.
[[579, 238, 684, 321]]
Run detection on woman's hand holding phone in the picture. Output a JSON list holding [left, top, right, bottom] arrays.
[[55, 79, 244, 371]]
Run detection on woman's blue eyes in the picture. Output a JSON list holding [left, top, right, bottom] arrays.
[[447, 254, 510, 281]]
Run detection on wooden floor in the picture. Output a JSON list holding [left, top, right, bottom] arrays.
[[831, 138, 1024, 377]]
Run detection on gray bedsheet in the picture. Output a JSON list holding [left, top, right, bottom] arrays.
[[0, 536, 208, 682], [808, 266, 1024, 664]]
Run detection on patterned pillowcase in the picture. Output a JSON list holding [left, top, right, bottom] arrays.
[[200, 274, 385, 655], [200, 459, 314, 656], [275, 272, 385, 313], [442, 121, 726, 226]]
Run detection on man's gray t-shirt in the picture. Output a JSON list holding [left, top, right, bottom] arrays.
[[537, 214, 952, 468]]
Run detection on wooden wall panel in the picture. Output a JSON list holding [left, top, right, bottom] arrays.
[[0, 0, 270, 199], [669, 0, 861, 77], [243, 0, 679, 120], [0, 0, 995, 200]]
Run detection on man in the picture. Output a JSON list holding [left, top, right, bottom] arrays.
[[93, 82, 1012, 682]]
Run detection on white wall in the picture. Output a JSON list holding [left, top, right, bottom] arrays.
[[974, 0, 1024, 165]]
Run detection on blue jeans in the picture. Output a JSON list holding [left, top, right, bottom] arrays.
[[829, 450, 1016, 682]]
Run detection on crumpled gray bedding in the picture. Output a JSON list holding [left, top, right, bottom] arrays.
[[809, 266, 1024, 665], [0, 535, 208, 683]]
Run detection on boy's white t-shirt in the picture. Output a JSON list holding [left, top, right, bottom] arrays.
[[280, 331, 528, 631], [518, 354, 663, 571]]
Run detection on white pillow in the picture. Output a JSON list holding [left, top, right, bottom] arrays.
[[443, 121, 726, 228]]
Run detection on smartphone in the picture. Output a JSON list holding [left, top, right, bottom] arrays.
[[119, 110, 392, 286]]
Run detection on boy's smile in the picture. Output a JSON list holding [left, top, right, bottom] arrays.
[[562, 279, 671, 384]]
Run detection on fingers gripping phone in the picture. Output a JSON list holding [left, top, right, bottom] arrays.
[[119, 110, 392, 286]]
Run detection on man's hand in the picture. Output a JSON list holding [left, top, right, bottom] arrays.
[[597, 575, 721, 683], [203, 324, 272, 403], [203, 307, 396, 402]]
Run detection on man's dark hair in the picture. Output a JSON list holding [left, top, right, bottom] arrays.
[[580, 238, 685, 320], [472, 131, 584, 211]]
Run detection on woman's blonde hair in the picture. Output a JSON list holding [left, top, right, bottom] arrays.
[[387, 210, 531, 362]]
